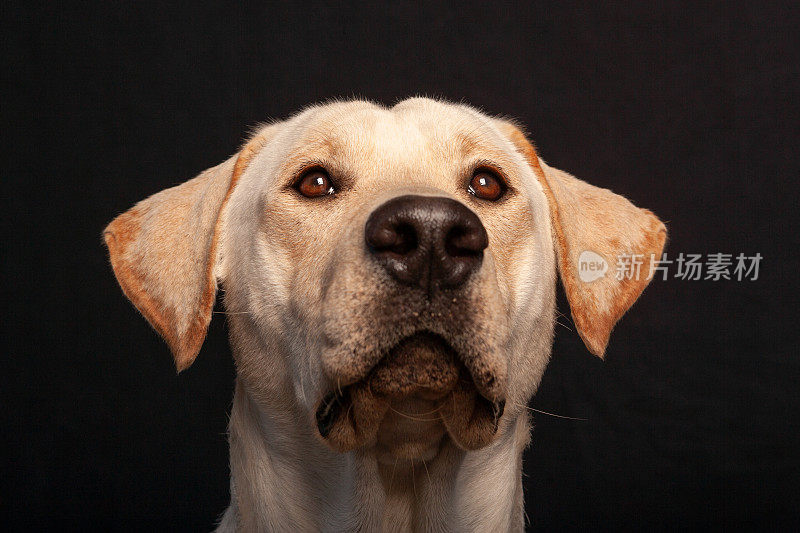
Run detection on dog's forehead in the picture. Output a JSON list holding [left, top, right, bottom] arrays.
[[289, 99, 508, 168], [307, 98, 491, 135]]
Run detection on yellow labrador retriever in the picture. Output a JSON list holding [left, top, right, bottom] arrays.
[[104, 98, 665, 531]]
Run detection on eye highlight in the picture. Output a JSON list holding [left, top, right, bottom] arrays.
[[295, 167, 335, 198], [468, 170, 506, 201]]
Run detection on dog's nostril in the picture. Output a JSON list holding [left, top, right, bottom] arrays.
[[366, 221, 418, 256], [445, 226, 487, 258], [388, 223, 417, 255]]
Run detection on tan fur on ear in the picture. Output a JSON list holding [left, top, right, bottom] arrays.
[[496, 121, 667, 357], [103, 133, 271, 371]]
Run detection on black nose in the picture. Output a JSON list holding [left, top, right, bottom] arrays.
[[365, 195, 488, 291]]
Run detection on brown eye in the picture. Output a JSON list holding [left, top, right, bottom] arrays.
[[468, 171, 505, 201], [295, 168, 335, 198]]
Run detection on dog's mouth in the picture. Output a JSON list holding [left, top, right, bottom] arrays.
[[315, 331, 505, 454]]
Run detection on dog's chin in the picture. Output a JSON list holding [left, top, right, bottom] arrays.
[[315, 332, 504, 458]]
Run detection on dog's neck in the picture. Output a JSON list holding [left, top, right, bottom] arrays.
[[219, 379, 529, 532]]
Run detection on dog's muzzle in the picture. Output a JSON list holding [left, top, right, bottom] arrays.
[[315, 195, 503, 454]]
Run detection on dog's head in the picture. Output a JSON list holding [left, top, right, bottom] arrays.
[[104, 98, 665, 461]]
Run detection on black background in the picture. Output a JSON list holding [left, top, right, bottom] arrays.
[[3, 2, 799, 530]]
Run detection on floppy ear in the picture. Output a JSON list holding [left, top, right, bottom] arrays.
[[103, 133, 271, 371], [496, 121, 667, 357]]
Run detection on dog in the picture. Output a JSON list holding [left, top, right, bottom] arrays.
[[104, 97, 665, 531]]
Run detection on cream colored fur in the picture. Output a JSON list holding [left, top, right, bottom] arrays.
[[104, 98, 665, 532]]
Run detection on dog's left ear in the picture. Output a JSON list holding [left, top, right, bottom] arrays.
[[495, 121, 667, 357], [103, 133, 272, 371]]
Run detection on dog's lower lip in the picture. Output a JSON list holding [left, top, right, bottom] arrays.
[[316, 332, 506, 446], [316, 391, 344, 438], [316, 388, 506, 443]]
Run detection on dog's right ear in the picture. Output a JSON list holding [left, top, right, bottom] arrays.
[[103, 132, 273, 371], [494, 120, 666, 358]]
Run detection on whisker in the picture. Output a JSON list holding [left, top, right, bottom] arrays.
[[422, 457, 432, 487], [515, 402, 587, 421], [555, 310, 574, 331], [390, 403, 444, 417], [388, 456, 398, 495], [555, 320, 573, 331], [344, 402, 354, 425], [411, 459, 417, 500], [298, 372, 308, 406], [387, 405, 441, 422]]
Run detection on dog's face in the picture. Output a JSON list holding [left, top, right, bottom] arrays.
[[104, 98, 665, 463], [223, 99, 556, 458]]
